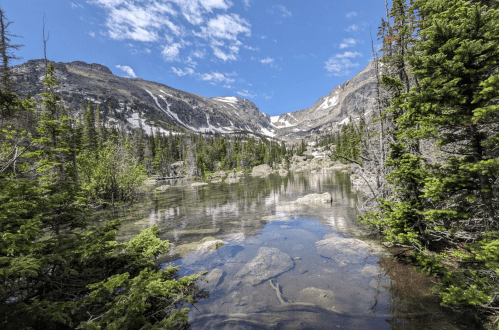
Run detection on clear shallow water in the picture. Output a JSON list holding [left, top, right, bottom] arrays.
[[104, 170, 469, 329]]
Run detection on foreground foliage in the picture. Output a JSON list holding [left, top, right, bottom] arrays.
[[0, 14, 205, 327], [361, 0, 499, 325]]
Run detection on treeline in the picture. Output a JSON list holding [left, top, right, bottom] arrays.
[[317, 117, 364, 165], [340, 0, 499, 325]]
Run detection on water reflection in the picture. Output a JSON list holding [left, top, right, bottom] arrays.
[[93, 170, 468, 329]]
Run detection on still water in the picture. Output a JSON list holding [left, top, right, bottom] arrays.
[[110, 170, 469, 329]]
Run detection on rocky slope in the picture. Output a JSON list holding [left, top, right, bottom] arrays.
[[12, 59, 275, 137], [12, 59, 377, 140], [271, 61, 377, 139]]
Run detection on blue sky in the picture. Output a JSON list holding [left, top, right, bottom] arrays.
[[5, 1, 386, 116]]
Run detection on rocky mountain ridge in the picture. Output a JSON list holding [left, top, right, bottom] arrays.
[[12, 59, 275, 137], [12, 59, 377, 140], [270, 61, 377, 139]]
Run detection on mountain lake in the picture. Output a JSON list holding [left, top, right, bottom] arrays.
[[98, 169, 475, 329]]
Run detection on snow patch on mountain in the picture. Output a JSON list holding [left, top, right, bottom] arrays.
[[261, 127, 276, 137], [126, 112, 175, 135], [145, 89, 197, 131]]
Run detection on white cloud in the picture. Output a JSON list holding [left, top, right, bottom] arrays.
[[346, 24, 360, 32], [223, 84, 233, 89], [116, 65, 137, 78], [91, 0, 234, 42], [171, 67, 235, 85], [262, 93, 271, 99], [89, 31, 96, 37], [237, 89, 256, 98], [192, 49, 206, 58], [201, 72, 235, 83], [162, 43, 182, 61], [90, 0, 252, 65], [185, 56, 197, 67], [324, 51, 362, 76], [243, 45, 259, 51], [339, 38, 357, 49], [197, 14, 250, 40], [212, 46, 237, 61], [173, 0, 233, 25], [271, 5, 292, 18], [71, 2, 84, 9], [336, 51, 362, 58], [345, 12, 357, 18], [260, 57, 274, 64], [171, 67, 195, 76]]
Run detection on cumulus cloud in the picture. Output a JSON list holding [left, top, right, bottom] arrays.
[[116, 65, 137, 78], [90, 0, 235, 42], [91, 0, 180, 42], [345, 12, 357, 18], [324, 51, 362, 76], [162, 43, 182, 61], [173, 0, 233, 25], [197, 14, 251, 41], [237, 89, 256, 98], [260, 57, 274, 64], [339, 38, 357, 49]]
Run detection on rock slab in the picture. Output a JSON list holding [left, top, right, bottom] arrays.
[[235, 247, 294, 285], [198, 268, 224, 291], [295, 192, 332, 204], [315, 237, 371, 265]]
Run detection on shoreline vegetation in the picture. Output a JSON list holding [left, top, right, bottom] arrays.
[[1, 0, 499, 328]]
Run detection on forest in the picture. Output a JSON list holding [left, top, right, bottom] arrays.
[[1, 0, 499, 328]]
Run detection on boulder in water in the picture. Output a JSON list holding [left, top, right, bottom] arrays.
[[251, 164, 273, 177], [235, 247, 294, 285], [155, 184, 170, 191], [295, 192, 332, 204], [191, 182, 209, 187], [315, 237, 371, 265], [297, 287, 336, 311], [198, 268, 224, 291]]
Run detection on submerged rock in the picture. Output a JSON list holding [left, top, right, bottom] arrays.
[[361, 264, 380, 277], [295, 192, 332, 204], [155, 184, 170, 191], [315, 237, 371, 265], [297, 287, 336, 311], [278, 169, 288, 177], [198, 268, 224, 292], [199, 239, 225, 251], [225, 172, 241, 184], [174, 236, 225, 257], [191, 182, 209, 187], [235, 247, 294, 285]]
